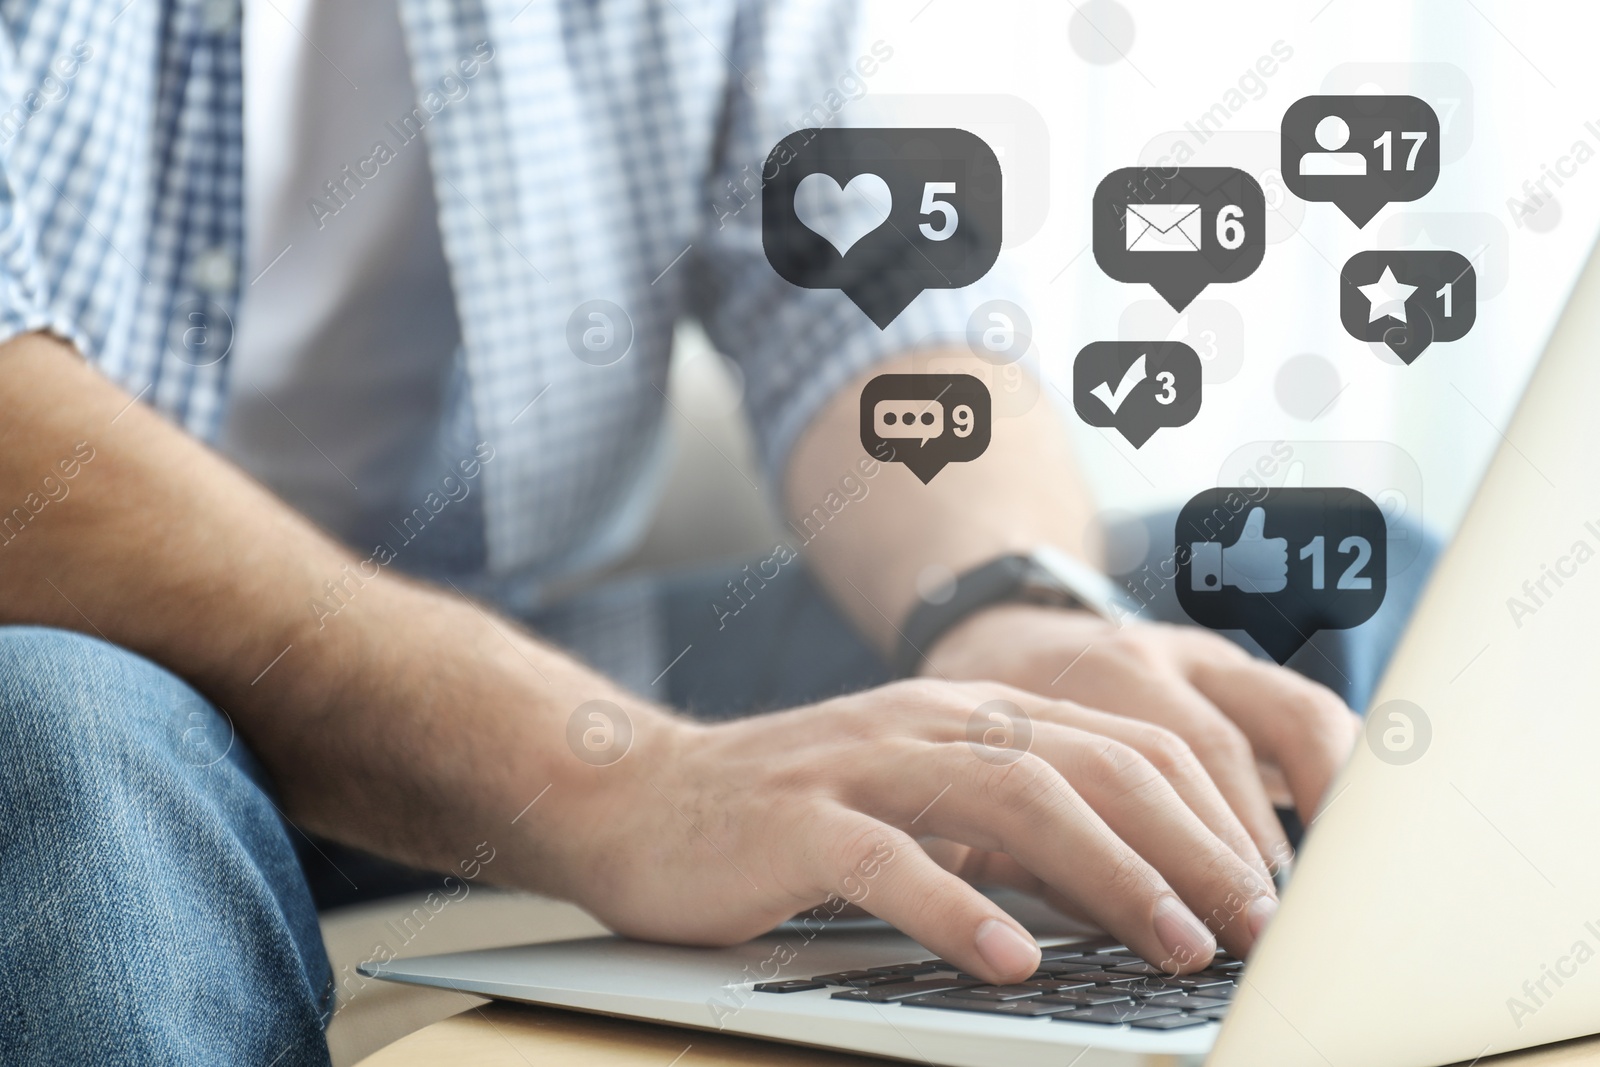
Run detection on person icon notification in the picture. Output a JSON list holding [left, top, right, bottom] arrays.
[[1298, 114, 1367, 176]]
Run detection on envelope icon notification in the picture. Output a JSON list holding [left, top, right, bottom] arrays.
[[1093, 167, 1265, 310], [1125, 204, 1202, 253]]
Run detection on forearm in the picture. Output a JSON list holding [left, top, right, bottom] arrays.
[[784, 348, 1099, 654], [0, 333, 661, 893]]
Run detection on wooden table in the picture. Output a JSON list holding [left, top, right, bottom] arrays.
[[356, 1001, 1600, 1066]]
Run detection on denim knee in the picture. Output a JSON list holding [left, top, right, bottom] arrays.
[[0, 626, 333, 1065]]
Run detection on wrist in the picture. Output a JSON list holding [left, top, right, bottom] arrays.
[[919, 601, 1109, 679]]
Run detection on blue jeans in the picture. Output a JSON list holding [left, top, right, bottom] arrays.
[[0, 526, 1437, 1063]]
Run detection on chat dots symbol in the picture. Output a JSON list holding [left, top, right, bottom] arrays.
[[875, 399, 944, 445], [1339, 249, 1475, 363], [966, 699, 1032, 766], [860, 373, 990, 484], [566, 699, 633, 767], [1365, 699, 1431, 766], [1175, 487, 1388, 664], [1093, 167, 1265, 312], [1072, 341, 1201, 448], [762, 128, 1003, 329], [1281, 95, 1440, 228], [566, 299, 634, 367]]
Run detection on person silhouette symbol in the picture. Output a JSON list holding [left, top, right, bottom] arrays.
[[1298, 114, 1368, 176]]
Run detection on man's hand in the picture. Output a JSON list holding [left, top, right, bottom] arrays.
[[549, 679, 1276, 986], [921, 604, 1361, 875]]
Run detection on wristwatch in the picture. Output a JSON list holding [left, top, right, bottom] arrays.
[[893, 546, 1144, 677]]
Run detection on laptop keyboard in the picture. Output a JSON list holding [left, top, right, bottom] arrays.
[[754, 941, 1241, 1031]]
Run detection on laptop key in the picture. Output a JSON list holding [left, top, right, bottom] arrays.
[[754, 980, 827, 993], [1034, 990, 1134, 1007], [1066, 970, 1143, 984], [1058, 1003, 1183, 1025], [1107, 962, 1166, 976], [1074, 954, 1140, 967], [829, 978, 981, 1003], [1130, 1014, 1213, 1030], [1157, 975, 1235, 992], [945, 985, 1045, 1001], [1022, 979, 1096, 993], [866, 963, 939, 978], [811, 970, 891, 986], [903, 994, 1077, 1017], [1039, 962, 1102, 975]]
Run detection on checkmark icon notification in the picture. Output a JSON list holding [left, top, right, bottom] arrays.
[[1089, 353, 1148, 414], [1073, 340, 1202, 448]]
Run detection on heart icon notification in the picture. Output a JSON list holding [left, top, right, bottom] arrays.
[[763, 128, 1003, 329]]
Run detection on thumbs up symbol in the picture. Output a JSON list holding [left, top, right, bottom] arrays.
[[1191, 507, 1290, 594]]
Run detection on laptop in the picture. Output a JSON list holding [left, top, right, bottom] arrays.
[[362, 239, 1600, 1066]]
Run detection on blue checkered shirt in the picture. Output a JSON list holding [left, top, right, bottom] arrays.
[[0, 0, 981, 687]]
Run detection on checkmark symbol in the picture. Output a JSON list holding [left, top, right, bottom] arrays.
[[1089, 353, 1148, 414]]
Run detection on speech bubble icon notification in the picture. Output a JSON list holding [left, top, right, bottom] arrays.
[[860, 373, 990, 483], [874, 399, 944, 445], [1281, 95, 1440, 227], [1339, 249, 1476, 363], [763, 128, 1003, 329], [1093, 167, 1265, 311], [1073, 341, 1201, 447], [1175, 486, 1387, 664]]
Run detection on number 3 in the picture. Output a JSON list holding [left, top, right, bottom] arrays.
[[919, 182, 959, 241], [1154, 371, 1176, 405]]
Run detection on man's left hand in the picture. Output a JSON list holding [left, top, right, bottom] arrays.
[[920, 603, 1361, 875]]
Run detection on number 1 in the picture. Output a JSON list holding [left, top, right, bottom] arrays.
[[1436, 281, 1453, 317]]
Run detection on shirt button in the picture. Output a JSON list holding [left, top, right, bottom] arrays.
[[192, 247, 237, 295], [201, 0, 239, 33]]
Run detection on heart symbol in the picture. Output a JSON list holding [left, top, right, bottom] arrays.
[[793, 172, 892, 257]]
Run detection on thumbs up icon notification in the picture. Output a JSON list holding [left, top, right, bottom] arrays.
[[1190, 506, 1289, 594], [1176, 487, 1388, 664]]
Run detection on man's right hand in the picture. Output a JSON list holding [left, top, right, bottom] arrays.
[[546, 679, 1277, 985]]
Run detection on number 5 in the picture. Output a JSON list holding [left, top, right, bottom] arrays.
[[919, 182, 959, 241]]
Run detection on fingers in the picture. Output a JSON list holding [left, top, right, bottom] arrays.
[[1040, 705, 1274, 892], [1036, 660, 1294, 881], [1238, 506, 1268, 540], [1016, 725, 1273, 960], [819, 814, 1041, 985], [852, 738, 1259, 971], [1183, 649, 1359, 824]]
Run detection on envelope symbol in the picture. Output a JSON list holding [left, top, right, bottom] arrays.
[[1125, 203, 1202, 252]]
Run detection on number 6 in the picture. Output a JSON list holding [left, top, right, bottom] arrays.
[[1215, 205, 1245, 250]]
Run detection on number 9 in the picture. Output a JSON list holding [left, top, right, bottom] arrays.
[[951, 404, 974, 438]]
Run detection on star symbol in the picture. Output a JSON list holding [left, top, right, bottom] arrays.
[[1357, 265, 1418, 324]]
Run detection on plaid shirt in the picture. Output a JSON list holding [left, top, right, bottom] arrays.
[[0, 0, 980, 685]]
